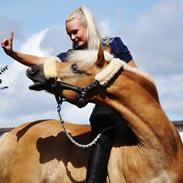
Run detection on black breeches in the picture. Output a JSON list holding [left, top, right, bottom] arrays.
[[89, 104, 121, 134]]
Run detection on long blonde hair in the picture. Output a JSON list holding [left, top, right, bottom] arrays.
[[66, 6, 102, 50]]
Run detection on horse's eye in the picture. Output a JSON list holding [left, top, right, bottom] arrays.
[[71, 63, 80, 74]]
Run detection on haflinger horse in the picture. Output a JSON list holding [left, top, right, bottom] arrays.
[[0, 45, 183, 183]]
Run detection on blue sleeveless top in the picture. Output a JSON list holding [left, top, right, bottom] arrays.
[[57, 37, 133, 63]]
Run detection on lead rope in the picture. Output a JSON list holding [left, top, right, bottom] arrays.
[[56, 96, 113, 149]]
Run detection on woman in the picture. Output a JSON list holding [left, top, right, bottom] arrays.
[[1, 6, 136, 183]]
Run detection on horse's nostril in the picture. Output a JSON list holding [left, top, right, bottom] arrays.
[[26, 65, 46, 85], [27, 66, 38, 76]]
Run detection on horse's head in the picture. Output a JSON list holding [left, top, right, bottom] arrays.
[[27, 44, 117, 106]]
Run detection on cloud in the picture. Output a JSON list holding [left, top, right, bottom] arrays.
[[20, 29, 49, 56], [156, 74, 183, 118], [39, 26, 72, 56], [115, 0, 183, 120], [99, 20, 112, 37], [122, 0, 183, 74]]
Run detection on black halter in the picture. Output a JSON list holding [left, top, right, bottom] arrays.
[[54, 80, 99, 107], [27, 64, 100, 107]]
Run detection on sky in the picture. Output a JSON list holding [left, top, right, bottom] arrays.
[[0, 0, 183, 128]]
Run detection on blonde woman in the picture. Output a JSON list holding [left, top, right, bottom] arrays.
[[1, 6, 136, 183]]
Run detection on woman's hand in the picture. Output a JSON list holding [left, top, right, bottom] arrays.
[[1, 32, 14, 56]]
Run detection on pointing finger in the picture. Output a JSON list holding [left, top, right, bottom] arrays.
[[10, 32, 14, 41]]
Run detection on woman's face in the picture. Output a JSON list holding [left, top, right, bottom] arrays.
[[66, 18, 88, 49]]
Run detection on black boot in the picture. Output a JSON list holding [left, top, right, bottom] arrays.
[[86, 133, 113, 183]]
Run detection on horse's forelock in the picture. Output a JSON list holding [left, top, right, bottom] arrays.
[[67, 50, 98, 63], [66, 50, 113, 70]]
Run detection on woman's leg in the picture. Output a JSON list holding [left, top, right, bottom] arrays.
[[86, 104, 120, 183], [86, 133, 113, 183]]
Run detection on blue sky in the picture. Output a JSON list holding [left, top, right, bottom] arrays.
[[0, 0, 183, 127]]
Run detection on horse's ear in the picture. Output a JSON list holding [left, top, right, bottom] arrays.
[[96, 43, 105, 67], [104, 44, 112, 54]]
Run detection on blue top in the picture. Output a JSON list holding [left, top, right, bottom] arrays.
[[57, 37, 133, 63]]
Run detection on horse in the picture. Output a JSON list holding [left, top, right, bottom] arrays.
[[0, 45, 183, 183]]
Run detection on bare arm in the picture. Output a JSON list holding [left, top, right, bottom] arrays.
[[7, 51, 46, 67], [1, 32, 46, 67]]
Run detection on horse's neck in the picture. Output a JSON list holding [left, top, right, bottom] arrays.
[[106, 67, 160, 111], [100, 68, 177, 154]]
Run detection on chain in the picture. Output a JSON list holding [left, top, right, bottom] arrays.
[[56, 97, 113, 149]]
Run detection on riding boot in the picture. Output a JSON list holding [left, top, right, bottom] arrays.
[[86, 104, 121, 183], [85, 132, 113, 183]]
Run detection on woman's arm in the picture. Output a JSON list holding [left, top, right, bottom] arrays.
[[6, 51, 46, 67], [110, 37, 137, 68], [1, 32, 46, 67]]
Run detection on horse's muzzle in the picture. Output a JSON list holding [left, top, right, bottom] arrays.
[[26, 65, 48, 91]]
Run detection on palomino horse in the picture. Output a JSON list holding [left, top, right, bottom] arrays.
[[1, 45, 183, 183]]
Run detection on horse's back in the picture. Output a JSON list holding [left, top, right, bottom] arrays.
[[0, 119, 91, 183]]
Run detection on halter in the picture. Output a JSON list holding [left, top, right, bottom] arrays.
[[48, 79, 100, 108]]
